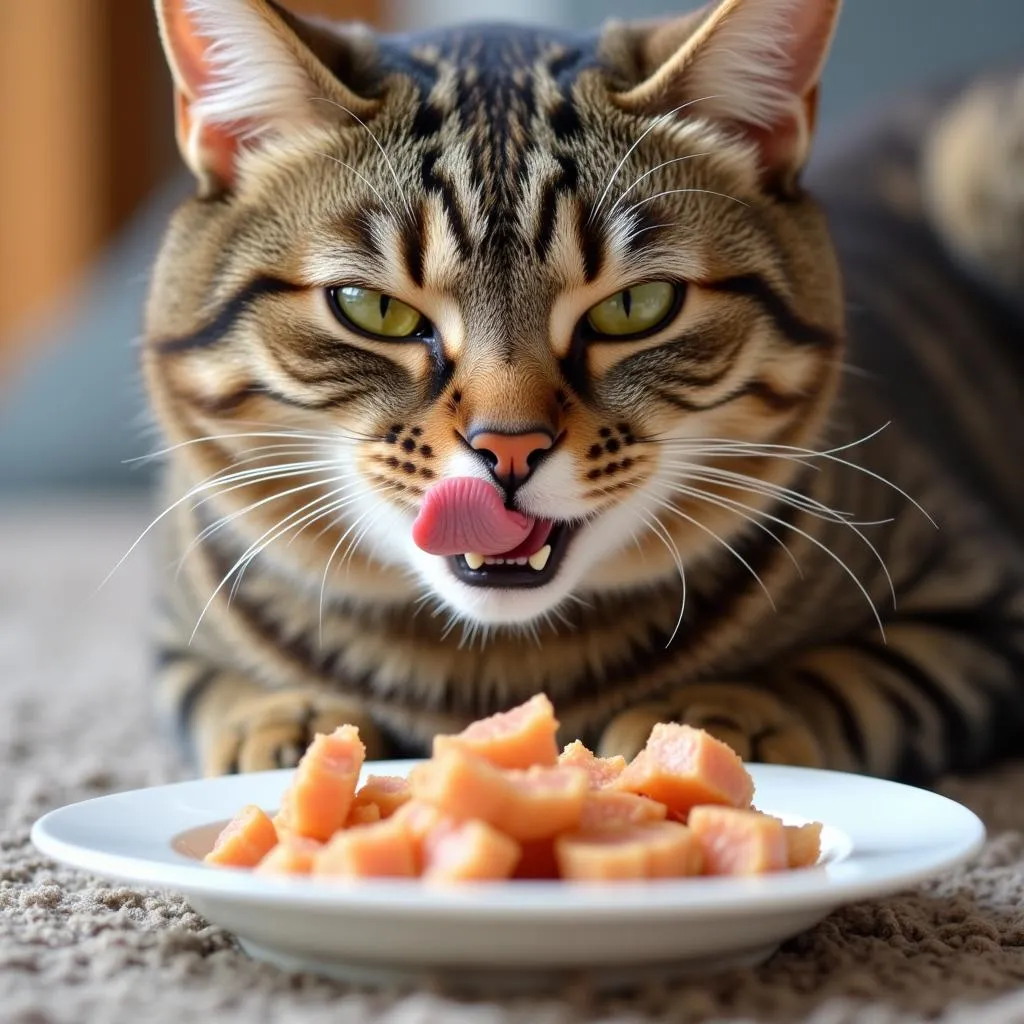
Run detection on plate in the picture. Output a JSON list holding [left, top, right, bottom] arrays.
[[31, 762, 985, 994]]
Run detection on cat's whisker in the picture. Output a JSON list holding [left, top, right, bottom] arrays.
[[227, 490, 366, 604], [312, 96, 415, 224], [123, 429, 360, 464], [625, 187, 749, 213], [589, 95, 725, 224], [648, 493, 778, 613], [317, 479, 403, 639], [630, 507, 688, 647], [649, 426, 935, 527], [100, 456, 348, 591], [191, 484, 359, 639], [664, 461, 889, 526], [317, 152, 400, 222], [665, 481, 890, 637], [180, 474, 361, 573], [608, 152, 713, 216], [657, 471, 806, 577]]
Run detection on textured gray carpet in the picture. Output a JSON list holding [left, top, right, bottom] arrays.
[[5, 498, 1024, 1024]]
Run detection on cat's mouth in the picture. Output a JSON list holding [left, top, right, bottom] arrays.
[[448, 522, 578, 589]]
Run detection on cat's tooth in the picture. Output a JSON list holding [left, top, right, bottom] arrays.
[[464, 552, 485, 571], [515, 557, 528, 566], [528, 545, 552, 571]]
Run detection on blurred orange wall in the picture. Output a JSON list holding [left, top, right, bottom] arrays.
[[0, 0, 385, 375]]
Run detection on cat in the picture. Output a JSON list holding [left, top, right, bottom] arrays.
[[144, 0, 1024, 781]]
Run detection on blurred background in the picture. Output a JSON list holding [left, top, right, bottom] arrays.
[[1, 0, 1023, 497]]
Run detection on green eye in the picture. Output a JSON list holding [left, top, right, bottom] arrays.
[[329, 286, 426, 338], [585, 281, 678, 337]]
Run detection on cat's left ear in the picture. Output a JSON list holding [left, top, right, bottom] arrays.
[[609, 0, 842, 191], [155, 0, 379, 196]]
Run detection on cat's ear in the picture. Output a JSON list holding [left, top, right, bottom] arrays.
[[155, 0, 379, 195], [609, 0, 841, 190]]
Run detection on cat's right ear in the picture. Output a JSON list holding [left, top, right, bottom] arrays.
[[155, 0, 379, 196]]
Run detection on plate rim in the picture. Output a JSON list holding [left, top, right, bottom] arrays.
[[30, 762, 986, 918]]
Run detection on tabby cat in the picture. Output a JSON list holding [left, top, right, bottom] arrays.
[[144, 0, 1024, 781]]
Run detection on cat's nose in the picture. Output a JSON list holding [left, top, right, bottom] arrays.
[[467, 428, 555, 490]]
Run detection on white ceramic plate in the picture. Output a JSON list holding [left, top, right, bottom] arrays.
[[31, 762, 984, 994]]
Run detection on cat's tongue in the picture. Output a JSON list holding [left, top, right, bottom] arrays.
[[412, 477, 550, 558]]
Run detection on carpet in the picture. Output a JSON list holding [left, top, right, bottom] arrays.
[[5, 497, 1024, 1024]]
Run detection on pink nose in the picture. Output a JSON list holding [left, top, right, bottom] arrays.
[[468, 429, 554, 488]]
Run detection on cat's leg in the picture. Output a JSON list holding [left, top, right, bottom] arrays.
[[155, 648, 385, 776], [598, 593, 1024, 782]]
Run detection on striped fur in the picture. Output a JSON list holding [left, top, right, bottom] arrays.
[[143, 0, 1024, 780]]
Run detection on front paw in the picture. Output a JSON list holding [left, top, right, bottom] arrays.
[[201, 690, 383, 776], [597, 683, 825, 768]]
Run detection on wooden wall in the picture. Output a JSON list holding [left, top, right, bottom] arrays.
[[0, 0, 386, 373]]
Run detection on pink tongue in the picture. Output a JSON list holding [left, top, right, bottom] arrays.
[[412, 477, 541, 557]]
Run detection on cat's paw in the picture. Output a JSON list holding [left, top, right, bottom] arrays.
[[596, 683, 824, 768], [201, 690, 384, 776]]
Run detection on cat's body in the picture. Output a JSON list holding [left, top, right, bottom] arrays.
[[145, 0, 1024, 780]]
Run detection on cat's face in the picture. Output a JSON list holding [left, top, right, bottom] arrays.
[[147, 0, 844, 629]]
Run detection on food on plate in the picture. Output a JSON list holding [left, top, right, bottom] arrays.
[[785, 821, 824, 869], [555, 821, 704, 881], [687, 806, 789, 875], [205, 804, 278, 867], [314, 817, 418, 878], [349, 774, 412, 819], [613, 723, 755, 815], [273, 724, 365, 842], [558, 740, 627, 788], [420, 818, 522, 882], [204, 695, 824, 882], [432, 693, 559, 769], [254, 835, 321, 875]]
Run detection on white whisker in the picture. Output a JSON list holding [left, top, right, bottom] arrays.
[[631, 508, 688, 647], [666, 481, 889, 638], [650, 494, 777, 612], [313, 97, 415, 223], [318, 152, 400, 221], [609, 152, 713, 215], [625, 187, 749, 213], [589, 96, 725, 224]]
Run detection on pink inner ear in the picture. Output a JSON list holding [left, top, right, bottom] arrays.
[[163, 0, 218, 100]]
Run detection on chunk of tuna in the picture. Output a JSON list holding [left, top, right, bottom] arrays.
[[500, 765, 590, 841], [578, 790, 668, 832], [432, 693, 559, 769], [556, 821, 703, 881], [313, 819, 418, 878], [254, 835, 322, 875], [344, 802, 382, 827], [785, 822, 823, 868], [614, 723, 754, 815], [688, 806, 788, 875], [558, 740, 627, 789], [275, 724, 365, 842], [351, 774, 412, 820], [411, 748, 589, 842], [205, 805, 279, 868], [422, 819, 522, 883]]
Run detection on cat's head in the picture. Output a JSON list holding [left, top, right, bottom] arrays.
[[146, 0, 844, 629]]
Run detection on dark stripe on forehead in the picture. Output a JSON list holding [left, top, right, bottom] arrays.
[[421, 150, 472, 262], [534, 153, 580, 263], [154, 277, 301, 355], [706, 274, 839, 348], [402, 202, 426, 287], [576, 203, 604, 283]]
